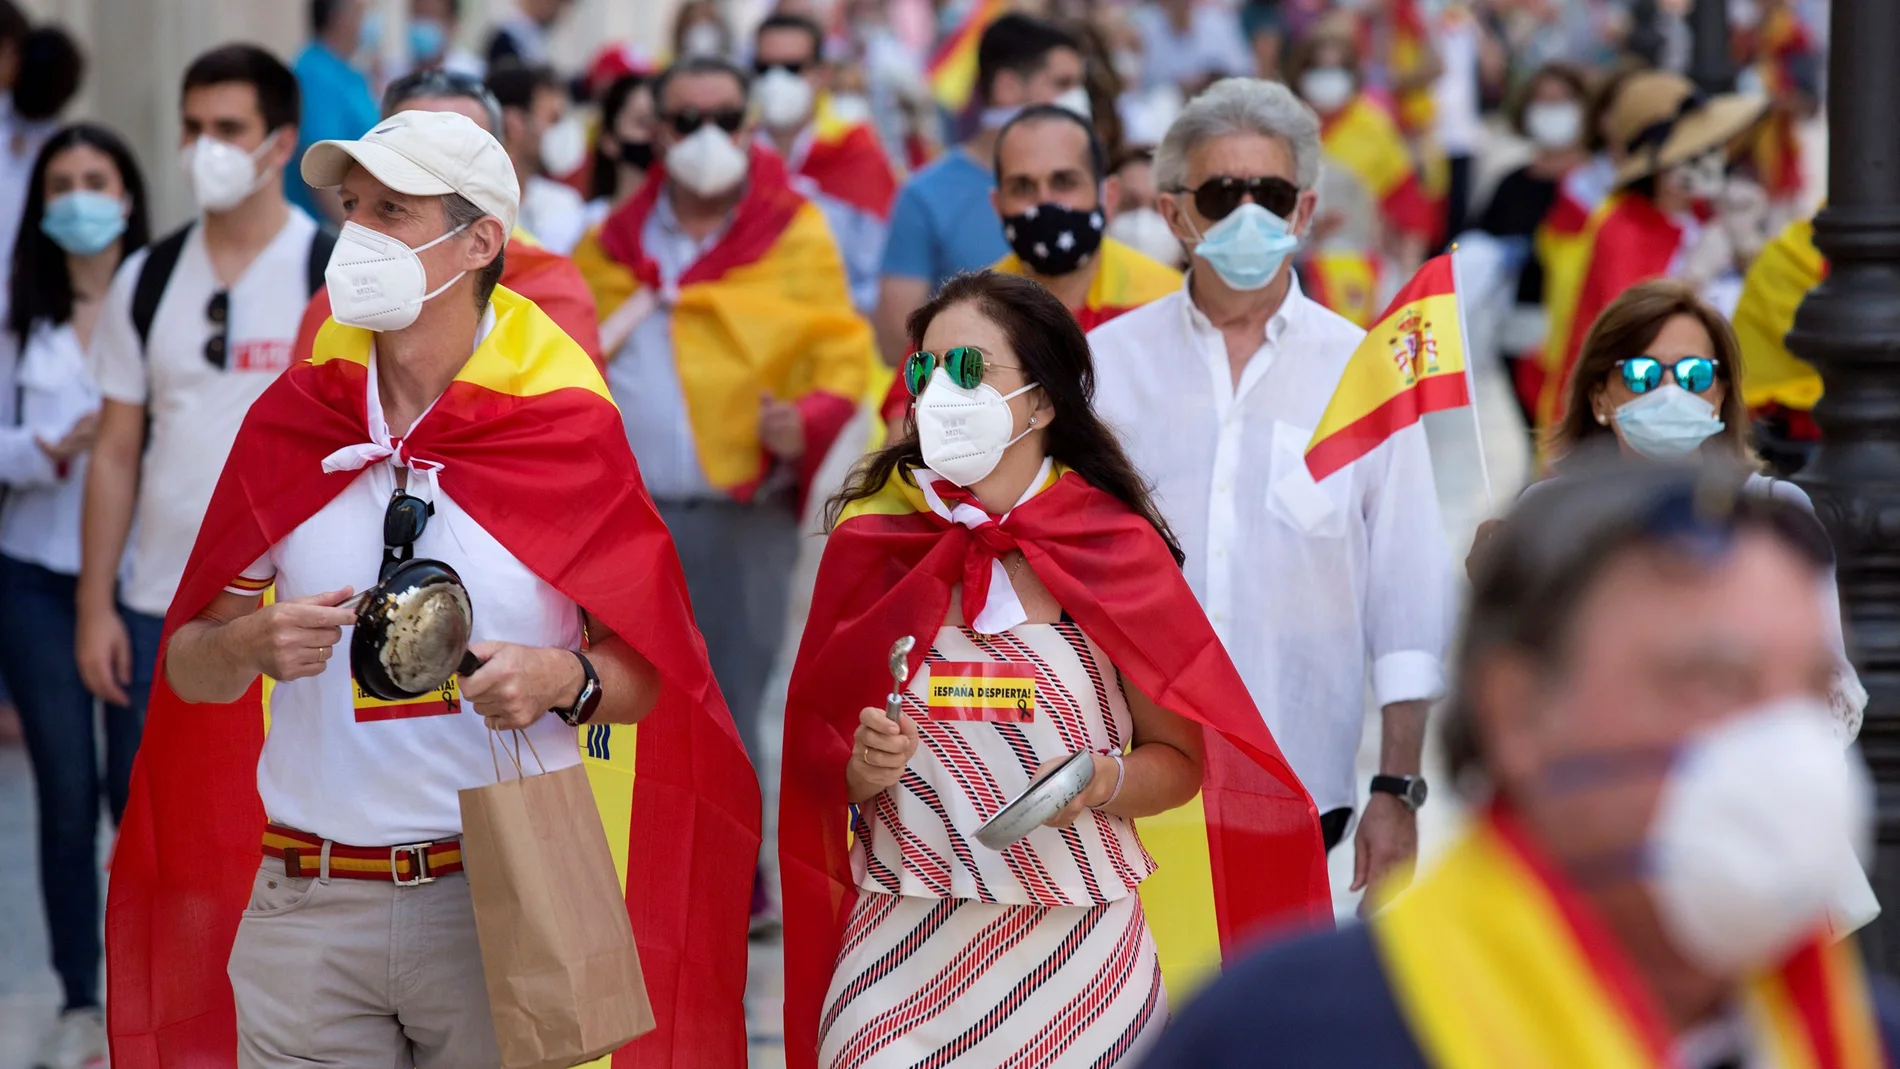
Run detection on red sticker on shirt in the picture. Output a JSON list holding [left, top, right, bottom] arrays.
[[923, 661, 1038, 722], [232, 339, 293, 373]]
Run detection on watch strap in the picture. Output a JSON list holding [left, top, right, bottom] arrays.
[[557, 650, 601, 726]]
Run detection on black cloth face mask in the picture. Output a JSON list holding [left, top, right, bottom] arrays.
[[1001, 201, 1105, 276]]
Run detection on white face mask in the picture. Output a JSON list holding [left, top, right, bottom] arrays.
[[1666, 150, 1728, 202], [182, 132, 278, 213], [666, 122, 750, 198], [324, 219, 472, 333], [1298, 67, 1355, 114], [1105, 206, 1184, 268], [755, 66, 816, 131], [915, 367, 1040, 487], [1648, 699, 1871, 977], [1524, 101, 1583, 150], [1053, 85, 1092, 120], [538, 115, 588, 177], [828, 92, 873, 127], [682, 22, 726, 59]]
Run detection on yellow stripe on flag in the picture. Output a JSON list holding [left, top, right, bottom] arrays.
[[1304, 254, 1468, 482], [575, 721, 638, 1069], [1135, 794, 1223, 1002]]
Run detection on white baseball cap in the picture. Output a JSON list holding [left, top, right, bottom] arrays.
[[301, 109, 520, 236]]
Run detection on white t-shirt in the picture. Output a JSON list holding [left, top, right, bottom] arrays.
[[231, 339, 584, 846], [90, 209, 319, 617]]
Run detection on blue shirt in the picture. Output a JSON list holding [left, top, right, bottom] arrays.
[[878, 149, 1007, 293], [287, 43, 380, 218]]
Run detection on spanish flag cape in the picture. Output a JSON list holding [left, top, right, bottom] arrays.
[[1321, 94, 1439, 243], [105, 288, 761, 1069], [1527, 182, 1612, 429], [572, 146, 869, 501], [1539, 192, 1687, 433], [795, 97, 900, 219], [1735, 215, 1826, 411], [1749, 5, 1813, 203], [928, 0, 1007, 112], [876, 243, 1180, 425], [1305, 253, 1469, 481], [1303, 249, 1385, 329], [292, 226, 604, 371], [1374, 805, 1884, 1068], [778, 463, 1333, 1069]]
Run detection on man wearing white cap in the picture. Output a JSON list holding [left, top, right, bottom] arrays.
[[118, 108, 759, 1066]]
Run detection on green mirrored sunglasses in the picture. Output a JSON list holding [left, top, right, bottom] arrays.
[[904, 346, 990, 396]]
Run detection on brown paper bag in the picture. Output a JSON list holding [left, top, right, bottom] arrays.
[[459, 734, 654, 1069]]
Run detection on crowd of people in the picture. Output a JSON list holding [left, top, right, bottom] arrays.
[[0, 0, 1877, 1068]]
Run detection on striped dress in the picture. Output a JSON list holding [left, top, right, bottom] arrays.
[[819, 624, 1167, 1069]]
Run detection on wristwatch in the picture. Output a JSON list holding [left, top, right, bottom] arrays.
[[1370, 774, 1428, 813], [553, 651, 602, 726]]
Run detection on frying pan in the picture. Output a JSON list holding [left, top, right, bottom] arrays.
[[351, 557, 484, 701], [974, 751, 1096, 850]]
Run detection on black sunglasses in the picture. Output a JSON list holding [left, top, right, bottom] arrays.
[[754, 60, 811, 76], [1173, 175, 1300, 221], [204, 291, 229, 369], [381, 490, 434, 580], [662, 108, 746, 137]]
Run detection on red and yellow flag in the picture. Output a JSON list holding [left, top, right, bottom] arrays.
[[106, 289, 760, 1069], [778, 466, 1332, 1069], [1304, 253, 1469, 482], [1303, 249, 1385, 329], [1735, 215, 1827, 411], [293, 227, 604, 372], [1375, 806, 1884, 1068], [802, 97, 901, 219], [1322, 95, 1438, 242], [573, 147, 870, 503], [928, 0, 1008, 112]]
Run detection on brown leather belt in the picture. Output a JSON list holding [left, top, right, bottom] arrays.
[[262, 823, 463, 885]]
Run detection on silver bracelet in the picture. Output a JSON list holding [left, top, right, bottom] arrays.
[[1087, 751, 1126, 810]]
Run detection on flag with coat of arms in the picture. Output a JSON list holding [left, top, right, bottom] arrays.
[[1304, 252, 1473, 482]]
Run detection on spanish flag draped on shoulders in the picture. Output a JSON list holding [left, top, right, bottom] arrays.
[[1735, 214, 1826, 411], [876, 239, 1179, 425], [105, 288, 761, 1068], [794, 95, 900, 220], [778, 462, 1332, 1069], [571, 145, 870, 502], [294, 226, 605, 371], [1322, 93, 1438, 244], [1526, 171, 1616, 428]]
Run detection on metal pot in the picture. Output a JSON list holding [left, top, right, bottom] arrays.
[[974, 751, 1097, 850], [350, 557, 483, 701]]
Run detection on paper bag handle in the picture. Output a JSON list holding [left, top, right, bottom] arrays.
[[487, 726, 549, 782]]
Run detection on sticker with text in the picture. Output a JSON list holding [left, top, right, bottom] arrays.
[[924, 661, 1038, 722], [353, 673, 463, 722]]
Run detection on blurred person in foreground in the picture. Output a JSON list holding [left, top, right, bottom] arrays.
[[1142, 458, 1893, 1069], [487, 62, 588, 254], [1, 121, 148, 1069], [781, 270, 1328, 1069], [1540, 70, 1768, 437], [873, 13, 1087, 366], [571, 54, 869, 776], [292, 66, 601, 368], [289, 0, 379, 223], [1541, 278, 1865, 736], [108, 107, 757, 1068], [753, 11, 898, 314], [77, 46, 328, 753], [1090, 78, 1454, 902], [875, 106, 1179, 428]]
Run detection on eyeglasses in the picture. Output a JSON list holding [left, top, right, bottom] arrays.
[[381, 489, 434, 580], [1616, 355, 1720, 395], [754, 60, 810, 76], [1171, 174, 1300, 221], [902, 346, 1023, 396], [662, 108, 746, 137], [204, 291, 229, 369]]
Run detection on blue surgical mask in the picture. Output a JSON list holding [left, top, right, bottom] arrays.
[[1613, 384, 1726, 460], [408, 17, 448, 63], [1190, 201, 1300, 291], [39, 190, 127, 255]]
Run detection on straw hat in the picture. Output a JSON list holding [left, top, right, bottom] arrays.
[[1605, 71, 1768, 186]]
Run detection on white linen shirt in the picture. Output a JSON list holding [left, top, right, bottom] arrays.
[[1088, 274, 1455, 813]]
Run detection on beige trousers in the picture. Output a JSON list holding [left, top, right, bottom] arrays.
[[227, 857, 499, 1068]]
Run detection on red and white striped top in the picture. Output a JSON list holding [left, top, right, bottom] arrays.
[[852, 623, 1156, 907]]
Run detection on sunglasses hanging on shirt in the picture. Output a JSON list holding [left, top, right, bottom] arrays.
[[203, 290, 229, 369]]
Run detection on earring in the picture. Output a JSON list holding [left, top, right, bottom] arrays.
[[1028, 416, 1037, 428], [1595, 411, 1609, 426]]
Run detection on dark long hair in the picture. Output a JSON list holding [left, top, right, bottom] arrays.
[[8, 122, 151, 347], [590, 73, 649, 202], [828, 270, 1186, 566]]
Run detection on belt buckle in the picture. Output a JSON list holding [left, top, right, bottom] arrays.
[[391, 841, 436, 886]]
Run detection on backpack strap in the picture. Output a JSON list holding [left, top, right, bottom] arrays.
[[132, 225, 193, 354], [306, 225, 338, 297]]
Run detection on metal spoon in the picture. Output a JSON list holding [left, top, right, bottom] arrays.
[[886, 635, 916, 724]]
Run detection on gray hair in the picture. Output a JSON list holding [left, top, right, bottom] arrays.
[[381, 68, 504, 135], [442, 192, 506, 310], [1154, 77, 1322, 192]]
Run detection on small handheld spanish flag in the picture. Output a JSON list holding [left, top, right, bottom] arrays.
[[1304, 252, 1472, 482]]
